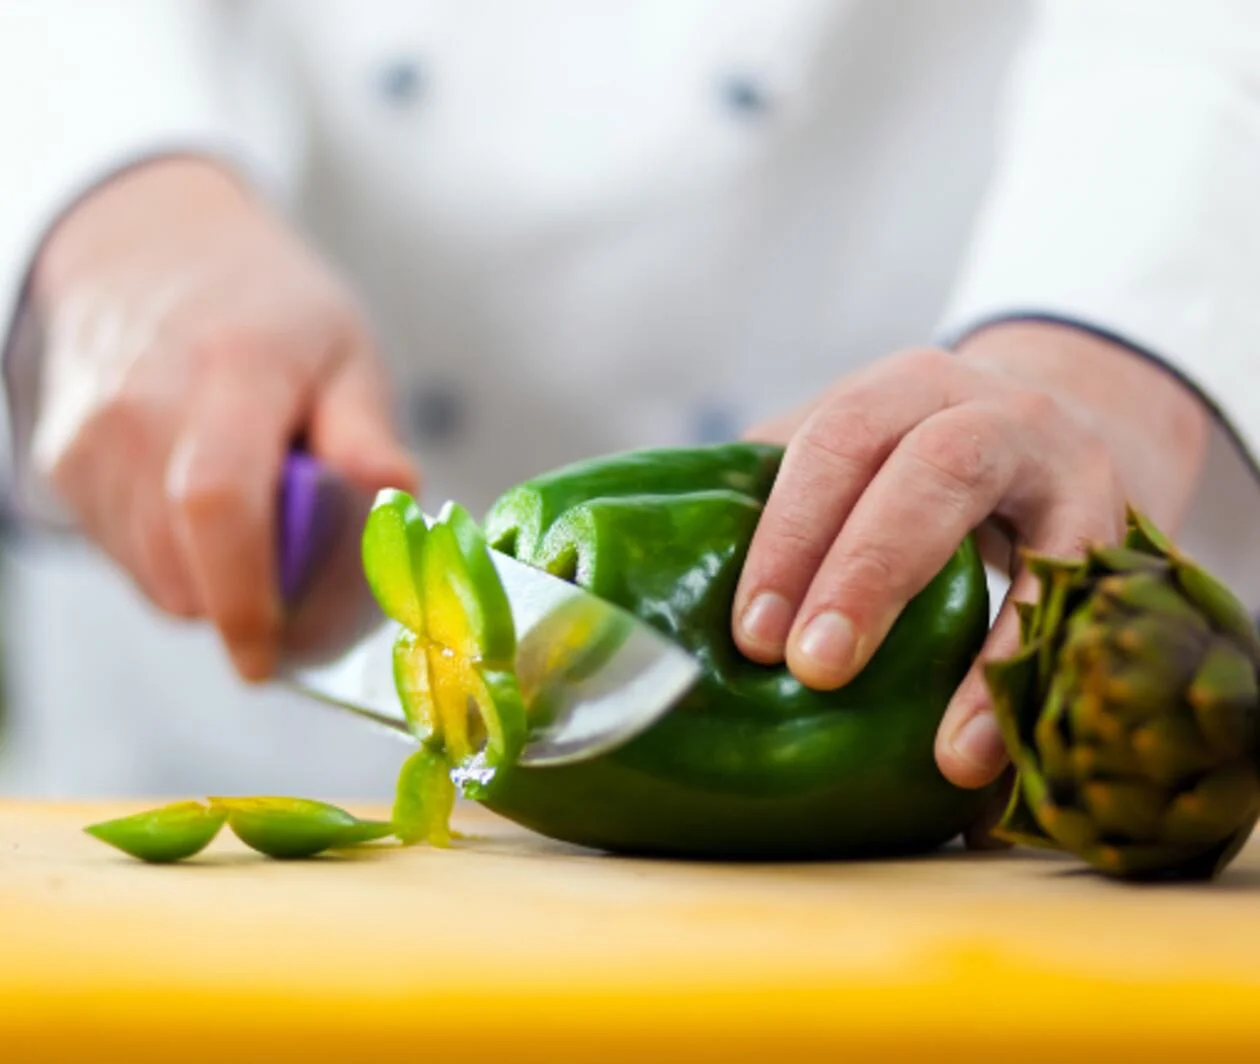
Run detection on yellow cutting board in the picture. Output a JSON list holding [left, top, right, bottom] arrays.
[[2, 800, 1259, 1063]]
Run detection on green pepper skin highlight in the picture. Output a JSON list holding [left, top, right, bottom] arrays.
[[481, 442, 995, 859]]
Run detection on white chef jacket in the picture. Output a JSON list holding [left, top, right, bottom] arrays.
[[0, 0, 1258, 799]]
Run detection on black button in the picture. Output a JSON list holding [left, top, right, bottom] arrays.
[[720, 74, 770, 117], [690, 403, 740, 444], [409, 384, 466, 444], [378, 58, 426, 105]]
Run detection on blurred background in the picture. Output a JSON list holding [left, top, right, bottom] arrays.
[[0, 0, 1256, 802]]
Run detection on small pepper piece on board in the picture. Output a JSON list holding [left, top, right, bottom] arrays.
[[84, 801, 227, 864], [211, 797, 394, 860], [392, 747, 457, 847]]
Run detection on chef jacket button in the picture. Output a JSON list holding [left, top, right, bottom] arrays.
[[689, 403, 742, 444], [408, 383, 465, 445], [377, 58, 426, 105], [720, 74, 770, 118]]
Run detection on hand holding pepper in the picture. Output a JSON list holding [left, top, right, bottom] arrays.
[[733, 322, 1209, 792]]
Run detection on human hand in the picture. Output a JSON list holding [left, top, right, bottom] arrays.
[[29, 156, 418, 680], [732, 322, 1208, 791]]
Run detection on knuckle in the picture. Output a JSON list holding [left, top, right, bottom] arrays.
[[763, 511, 820, 555], [1079, 430, 1116, 474], [43, 392, 159, 491], [828, 542, 904, 609], [794, 404, 885, 475], [909, 419, 1000, 498], [1008, 387, 1061, 430], [84, 390, 160, 445], [185, 325, 273, 377], [168, 468, 243, 521], [891, 345, 954, 378], [752, 506, 831, 584]]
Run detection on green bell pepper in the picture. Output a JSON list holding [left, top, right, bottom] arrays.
[[360, 442, 994, 859], [475, 442, 995, 859]]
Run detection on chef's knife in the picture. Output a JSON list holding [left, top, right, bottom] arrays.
[[273, 452, 701, 765]]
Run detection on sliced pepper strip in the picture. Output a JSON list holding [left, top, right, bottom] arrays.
[[84, 801, 227, 864], [84, 798, 393, 863], [436, 499, 516, 665], [393, 747, 456, 847], [361, 488, 428, 633], [363, 494, 529, 832], [392, 628, 438, 742], [211, 797, 394, 860]]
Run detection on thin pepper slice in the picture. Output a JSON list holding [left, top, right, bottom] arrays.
[[392, 628, 438, 742], [393, 747, 457, 847], [417, 512, 526, 768], [84, 800, 227, 864], [328, 819, 398, 848], [361, 488, 428, 632], [449, 665, 527, 799], [437, 500, 516, 664], [211, 797, 393, 859], [363, 494, 528, 806]]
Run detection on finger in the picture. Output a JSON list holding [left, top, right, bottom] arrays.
[[166, 368, 302, 681], [732, 351, 954, 663], [934, 496, 1126, 788], [307, 346, 419, 494], [785, 401, 1020, 689], [117, 387, 203, 617], [46, 392, 201, 618], [61, 447, 198, 616], [974, 516, 1017, 574], [126, 479, 203, 618], [934, 567, 1037, 789]]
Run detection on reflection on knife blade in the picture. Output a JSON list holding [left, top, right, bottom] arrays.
[[273, 471, 699, 767]]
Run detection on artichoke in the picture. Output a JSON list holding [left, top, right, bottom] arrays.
[[985, 508, 1260, 880]]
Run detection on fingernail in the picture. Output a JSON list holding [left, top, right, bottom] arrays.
[[739, 592, 793, 653], [949, 711, 1006, 772], [796, 610, 857, 682], [232, 646, 275, 685]]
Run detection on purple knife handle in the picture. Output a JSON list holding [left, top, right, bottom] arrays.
[[278, 450, 338, 605]]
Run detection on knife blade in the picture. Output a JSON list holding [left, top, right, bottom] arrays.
[[273, 452, 701, 766]]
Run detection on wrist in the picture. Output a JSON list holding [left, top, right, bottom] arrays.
[[954, 319, 1209, 531]]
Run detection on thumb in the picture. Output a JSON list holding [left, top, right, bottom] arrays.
[[307, 347, 420, 495]]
